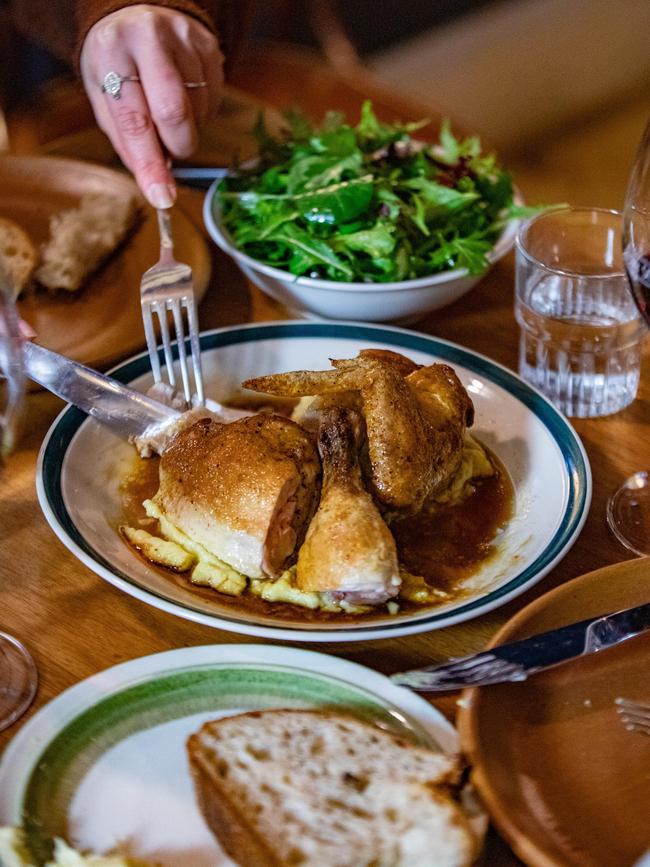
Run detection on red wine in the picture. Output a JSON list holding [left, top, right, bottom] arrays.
[[624, 249, 650, 325]]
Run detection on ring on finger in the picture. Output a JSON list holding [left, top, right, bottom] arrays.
[[100, 71, 208, 100], [101, 71, 139, 100]]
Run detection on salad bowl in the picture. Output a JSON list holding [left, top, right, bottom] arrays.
[[205, 194, 519, 322], [203, 104, 523, 323]]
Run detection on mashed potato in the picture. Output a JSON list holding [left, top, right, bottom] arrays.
[[430, 433, 494, 507], [0, 829, 153, 867]]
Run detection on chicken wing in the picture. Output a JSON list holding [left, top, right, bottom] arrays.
[[152, 415, 320, 579], [244, 352, 473, 514], [296, 407, 401, 605]]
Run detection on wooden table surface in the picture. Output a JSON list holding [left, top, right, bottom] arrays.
[[1, 47, 649, 866]]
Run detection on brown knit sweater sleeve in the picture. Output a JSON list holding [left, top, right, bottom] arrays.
[[75, 0, 237, 66]]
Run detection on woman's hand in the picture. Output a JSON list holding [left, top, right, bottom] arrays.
[[80, 5, 224, 208]]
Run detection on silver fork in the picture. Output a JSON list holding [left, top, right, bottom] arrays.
[[615, 697, 650, 735], [390, 651, 529, 691], [140, 209, 204, 408]]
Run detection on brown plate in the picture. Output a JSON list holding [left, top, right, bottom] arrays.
[[1, 154, 211, 369], [458, 557, 650, 867]]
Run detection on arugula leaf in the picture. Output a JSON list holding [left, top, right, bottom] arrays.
[[297, 177, 374, 225], [409, 193, 429, 236], [269, 223, 353, 278], [506, 202, 553, 219], [332, 223, 396, 259], [404, 177, 479, 212], [428, 234, 493, 275], [356, 100, 386, 143], [435, 118, 482, 165], [309, 125, 358, 157], [437, 118, 461, 165], [287, 153, 363, 194]]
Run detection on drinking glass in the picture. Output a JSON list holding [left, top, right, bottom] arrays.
[[607, 119, 650, 557], [0, 265, 38, 730], [515, 206, 645, 418]]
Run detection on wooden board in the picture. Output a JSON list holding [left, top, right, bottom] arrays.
[[1, 154, 211, 370]]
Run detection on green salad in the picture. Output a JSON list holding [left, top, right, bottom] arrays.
[[216, 102, 531, 283]]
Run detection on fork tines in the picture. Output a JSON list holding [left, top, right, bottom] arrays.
[[390, 651, 529, 691], [141, 290, 203, 406], [615, 697, 650, 735], [140, 208, 204, 408]]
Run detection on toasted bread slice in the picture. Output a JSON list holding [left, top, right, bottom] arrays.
[[187, 709, 476, 867], [35, 192, 139, 293], [0, 216, 37, 297]]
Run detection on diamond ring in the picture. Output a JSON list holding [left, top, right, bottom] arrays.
[[101, 71, 140, 100], [101, 71, 208, 100]]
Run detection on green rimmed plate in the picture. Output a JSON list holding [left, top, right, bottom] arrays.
[[0, 644, 459, 866], [36, 321, 591, 641]]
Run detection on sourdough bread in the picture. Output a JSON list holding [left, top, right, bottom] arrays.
[[187, 709, 475, 867], [35, 192, 138, 293], [0, 217, 37, 297]]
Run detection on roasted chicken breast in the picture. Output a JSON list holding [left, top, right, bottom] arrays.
[[152, 415, 320, 579], [297, 408, 401, 605]]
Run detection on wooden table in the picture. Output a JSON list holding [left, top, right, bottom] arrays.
[[2, 47, 649, 865]]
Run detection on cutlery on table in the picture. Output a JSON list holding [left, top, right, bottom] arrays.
[[615, 697, 650, 736], [23, 342, 247, 447], [171, 166, 229, 189], [390, 601, 650, 691], [140, 208, 204, 409]]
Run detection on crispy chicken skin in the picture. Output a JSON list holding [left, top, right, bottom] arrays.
[[244, 352, 473, 515], [153, 415, 320, 579], [355, 347, 422, 377], [297, 408, 401, 604]]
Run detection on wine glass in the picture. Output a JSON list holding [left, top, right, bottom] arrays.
[[0, 264, 38, 731], [606, 119, 650, 557]]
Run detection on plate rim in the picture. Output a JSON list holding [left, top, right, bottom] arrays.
[[0, 643, 457, 821], [36, 320, 592, 642]]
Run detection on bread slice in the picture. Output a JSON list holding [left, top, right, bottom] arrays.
[[35, 192, 139, 293], [0, 216, 37, 297], [187, 709, 476, 867]]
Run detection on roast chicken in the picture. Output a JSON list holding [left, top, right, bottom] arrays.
[[151, 414, 320, 579], [244, 350, 473, 515], [296, 407, 401, 606]]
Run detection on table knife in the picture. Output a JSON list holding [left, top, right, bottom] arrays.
[[390, 601, 650, 691], [23, 341, 180, 441]]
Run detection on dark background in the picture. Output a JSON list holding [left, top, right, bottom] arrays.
[[266, 0, 498, 54]]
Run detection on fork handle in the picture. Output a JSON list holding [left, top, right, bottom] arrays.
[[157, 208, 174, 252]]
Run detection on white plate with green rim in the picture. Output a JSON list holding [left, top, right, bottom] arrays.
[[0, 644, 461, 866], [36, 321, 591, 642]]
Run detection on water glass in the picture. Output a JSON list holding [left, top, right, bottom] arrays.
[[515, 207, 646, 418]]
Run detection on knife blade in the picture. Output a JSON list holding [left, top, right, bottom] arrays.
[[23, 341, 180, 441], [390, 601, 650, 691]]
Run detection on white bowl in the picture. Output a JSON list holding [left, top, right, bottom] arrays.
[[203, 180, 521, 323]]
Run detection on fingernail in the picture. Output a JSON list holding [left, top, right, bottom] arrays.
[[147, 183, 176, 209]]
